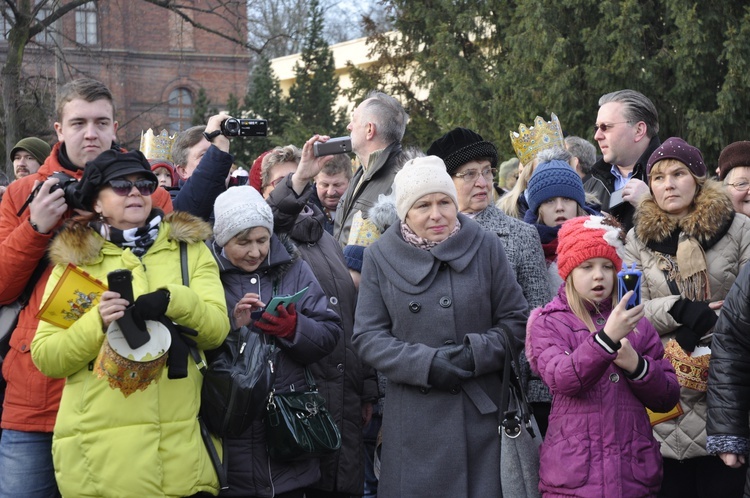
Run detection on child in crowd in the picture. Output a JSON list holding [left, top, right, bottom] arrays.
[[526, 215, 680, 498], [524, 159, 598, 295]]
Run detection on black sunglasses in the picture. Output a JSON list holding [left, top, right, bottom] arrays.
[[107, 179, 157, 196]]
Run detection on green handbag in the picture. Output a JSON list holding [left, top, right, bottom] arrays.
[[265, 367, 342, 461]]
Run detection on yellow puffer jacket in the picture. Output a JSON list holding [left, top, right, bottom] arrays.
[[31, 211, 229, 498]]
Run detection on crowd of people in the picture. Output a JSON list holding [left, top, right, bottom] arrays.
[[2, 78, 750, 498]]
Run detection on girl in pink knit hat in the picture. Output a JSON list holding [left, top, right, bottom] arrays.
[[526, 214, 679, 498]]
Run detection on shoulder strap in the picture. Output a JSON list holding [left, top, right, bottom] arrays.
[[182, 241, 227, 489], [18, 256, 49, 307]]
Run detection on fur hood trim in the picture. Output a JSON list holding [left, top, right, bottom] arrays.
[[369, 193, 399, 234], [48, 211, 212, 267], [634, 179, 734, 245]]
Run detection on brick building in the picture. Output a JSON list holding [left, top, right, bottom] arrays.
[[0, 0, 251, 149]]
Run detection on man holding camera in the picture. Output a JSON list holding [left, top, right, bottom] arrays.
[[172, 112, 234, 221], [0, 78, 173, 496], [333, 91, 408, 248]]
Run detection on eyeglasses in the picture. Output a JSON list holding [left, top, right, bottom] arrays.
[[727, 181, 750, 192], [593, 121, 631, 133], [454, 167, 496, 183], [107, 179, 157, 196]]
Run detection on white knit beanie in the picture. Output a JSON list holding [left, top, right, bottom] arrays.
[[213, 186, 274, 247], [393, 156, 458, 221]]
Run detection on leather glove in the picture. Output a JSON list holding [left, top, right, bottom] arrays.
[[132, 289, 170, 330], [256, 303, 297, 339], [428, 345, 473, 391], [669, 299, 717, 337], [161, 318, 198, 379], [448, 344, 475, 372]]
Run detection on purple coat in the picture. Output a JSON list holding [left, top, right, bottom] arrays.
[[527, 289, 680, 498]]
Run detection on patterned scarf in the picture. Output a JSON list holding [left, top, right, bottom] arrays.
[[400, 219, 461, 251], [92, 209, 163, 257]]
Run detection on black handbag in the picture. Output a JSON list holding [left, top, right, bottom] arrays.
[[265, 366, 342, 461], [499, 328, 541, 498], [200, 326, 278, 437]]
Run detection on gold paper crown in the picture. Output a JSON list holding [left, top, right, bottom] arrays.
[[509, 113, 564, 166], [139, 129, 177, 163]]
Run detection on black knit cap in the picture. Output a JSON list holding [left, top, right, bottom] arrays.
[[426, 127, 498, 176], [75, 149, 158, 209]]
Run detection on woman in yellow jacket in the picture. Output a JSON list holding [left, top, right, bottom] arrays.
[[31, 150, 229, 498]]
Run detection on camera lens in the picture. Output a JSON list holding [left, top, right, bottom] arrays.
[[223, 119, 240, 136]]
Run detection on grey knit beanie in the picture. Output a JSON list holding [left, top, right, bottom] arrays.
[[213, 186, 274, 247]]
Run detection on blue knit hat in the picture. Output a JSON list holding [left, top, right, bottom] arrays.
[[526, 160, 586, 215], [343, 245, 366, 273]]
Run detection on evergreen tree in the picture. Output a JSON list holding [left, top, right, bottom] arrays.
[[191, 87, 214, 127], [241, 55, 287, 164], [354, 0, 750, 164], [284, 0, 346, 146]]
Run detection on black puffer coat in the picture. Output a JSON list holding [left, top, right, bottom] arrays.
[[267, 176, 378, 495], [209, 234, 341, 497], [706, 260, 750, 496]]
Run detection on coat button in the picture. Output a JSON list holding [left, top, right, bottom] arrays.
[[439, 296, 452, 308], [20, 344, 27, 352], [409, 301, 421, 313], [420, 387, 430, 394], [439, 262, 448, 270], [330, 296, 338, 306], [450, 385, 461, 395], [596, 317, 605, 326], [609, 373, 620, 383], [336, 363, 344, 373]]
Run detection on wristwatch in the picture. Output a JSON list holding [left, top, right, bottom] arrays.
[[29, 219, 49, 234], [203, 130, 222, 143]]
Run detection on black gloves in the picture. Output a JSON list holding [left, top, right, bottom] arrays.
[[132, 289, 170, 330], [428, 345, 473, 391], [669, 299, 718, 352], [449, 344, 475, 372], [160, 317, 198, 379]]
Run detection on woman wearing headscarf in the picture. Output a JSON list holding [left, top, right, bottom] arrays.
[[352, 156, 529, 497], [624, 137, 750, 498], [31, 149, 229, 497]]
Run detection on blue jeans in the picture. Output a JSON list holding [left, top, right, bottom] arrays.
[[0, 429, 60, 498]]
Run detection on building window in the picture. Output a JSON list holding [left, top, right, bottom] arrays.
[[75, 3, 97, 45], [168, 88, 193, 132], [35, 5, 53, 44]]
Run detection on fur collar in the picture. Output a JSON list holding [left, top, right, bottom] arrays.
[[634, 179, 734, 250], [48, 211, 212, 267]]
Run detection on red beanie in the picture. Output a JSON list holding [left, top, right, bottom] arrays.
[[250, 151, 271, 193], [556, 215, 625, 281]]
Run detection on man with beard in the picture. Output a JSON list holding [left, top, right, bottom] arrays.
[[10, 137, 51, 180]]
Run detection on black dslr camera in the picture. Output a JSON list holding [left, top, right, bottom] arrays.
[[17, 171, 79, 216], [220, 118, 268, 137]]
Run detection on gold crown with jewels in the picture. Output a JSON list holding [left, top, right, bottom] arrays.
[[139, 129, 177, 163], [509, 113, 564, 166]]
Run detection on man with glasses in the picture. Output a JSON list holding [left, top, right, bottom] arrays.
[[0, 78, 173, 496], [591, 89, 661, 231], [172, 112, 235, 221]]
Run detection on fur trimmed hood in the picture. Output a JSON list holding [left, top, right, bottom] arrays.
[[48, 211, 212, 267], [634, 178, 734, 247]]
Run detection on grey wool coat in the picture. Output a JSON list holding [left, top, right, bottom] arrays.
[[352, 214, 529, 498]]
